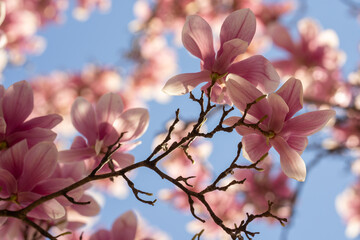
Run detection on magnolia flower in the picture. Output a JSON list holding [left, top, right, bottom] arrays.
[[224, 75, 335, 181], [162, 9, 279, 104], [0, 140, 68, 222], [89, 210, 168, 240], [59, 92, 149, 172], [0, 80, 62, 150]]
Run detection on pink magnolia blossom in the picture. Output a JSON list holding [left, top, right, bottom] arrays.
[[0, 140, 69, 223], [224, 75, 335, 181], [59, 92, 149, 173], [162, 9, 280, 104], [234, 160, 293, 221], [73, 0, 111, 21], [89, 210, 168, 240], [336, 180, 360, 238], [0, 80, 62, 150]]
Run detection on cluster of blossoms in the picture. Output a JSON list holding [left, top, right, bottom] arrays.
[[0, 79, 160, 239], [127, 0, 293, 103], [269, 18, 351, 108], [2, 0, 359, 238], [0, 0, 111, 70], [163, 9, 335, 181]]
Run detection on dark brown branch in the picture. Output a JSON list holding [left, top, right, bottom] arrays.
[[122, 174, 156, 206], [63, 193, 91, 205]]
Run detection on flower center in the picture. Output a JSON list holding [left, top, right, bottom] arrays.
[[0, 141, 8, 150]]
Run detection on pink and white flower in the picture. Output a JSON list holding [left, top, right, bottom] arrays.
[[224, 75, 335, 181], [162, 9, 280, 104], [0, 80, 62, 150], [59, 92, 149, 173]]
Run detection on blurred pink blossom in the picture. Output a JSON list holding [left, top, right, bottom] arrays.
[[337, 180, 360, 238]]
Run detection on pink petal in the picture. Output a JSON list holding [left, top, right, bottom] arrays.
[[223, 116, 259, 135], [0, 117, 6, 134], [225, 73, 271, 123], [72, 194, 100, 216], [242, 133, 271, 162], [90, 229, 111, 240], [162, 71, 210, 95], [267, 23, 295, 52], [281, 110, 335, 137], [37, 199, 66, 220], [58, 161, 86, 181], [218, 9, 256, 55], [268, 93, 289, 133], [0, 169, 17, 198], [19, 192, 65, 220], [271, 136, 306, 181], [71, 136, 88, 149], [228, 55, 280, 93], [33, 178, 74, 196], [3, 81, 33, 132], [19, 142, 58, 192], [286, 135, 308, 154], [112, 152, 135, 169], [96, 93, 124, 124], [276, 77, 303, 120], [0, 140, 28, 178], [71, 97, 98, 145], [182, 15, 215, 70], [114, 108, 149, 142], [19, 114, 62, 131], [58, 147, 95, 163], [213, 39, 248, 73], [0, 85, 4, 98], [7, 128, 57, 148], [112, 210, 137, 240]]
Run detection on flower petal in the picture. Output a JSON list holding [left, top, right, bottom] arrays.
[[58, 147, 95, 163], [286, 135, 308, 154], [0, 169, 17, 198], [0, 140, 28, 178], [162, 71, 210, 95], [71, 97, 98, 145], [276, 77, 303, 120], [7, 128, 57, 148], [114, 108, 149, 142], [112, 152, 135, 169], [225, 73, 271, 123], [72, 194, 100, 216], [3, 80, 33, 132], [0, 117, 6, 134], [228, 55, 280, 93], [19, 192, 65, 220], [223, 116, 259, 135], [182, 15, 215, 69], [213, 39, 248, 73], [90, 229, 111, 240], [271, 136, 306, 181], [19, 114, 62, 131], [267, 23, 295, 52], [268, 93, 289, 133], [242, 133, 271, 162], [282, 109, 335, 137], [218, 9, 256, 54], [111, 210, 137, 240], [96, 93, 124, 124], [19, 142, 58, 191]]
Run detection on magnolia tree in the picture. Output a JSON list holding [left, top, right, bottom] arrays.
[[0, 0, 359, 239]]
